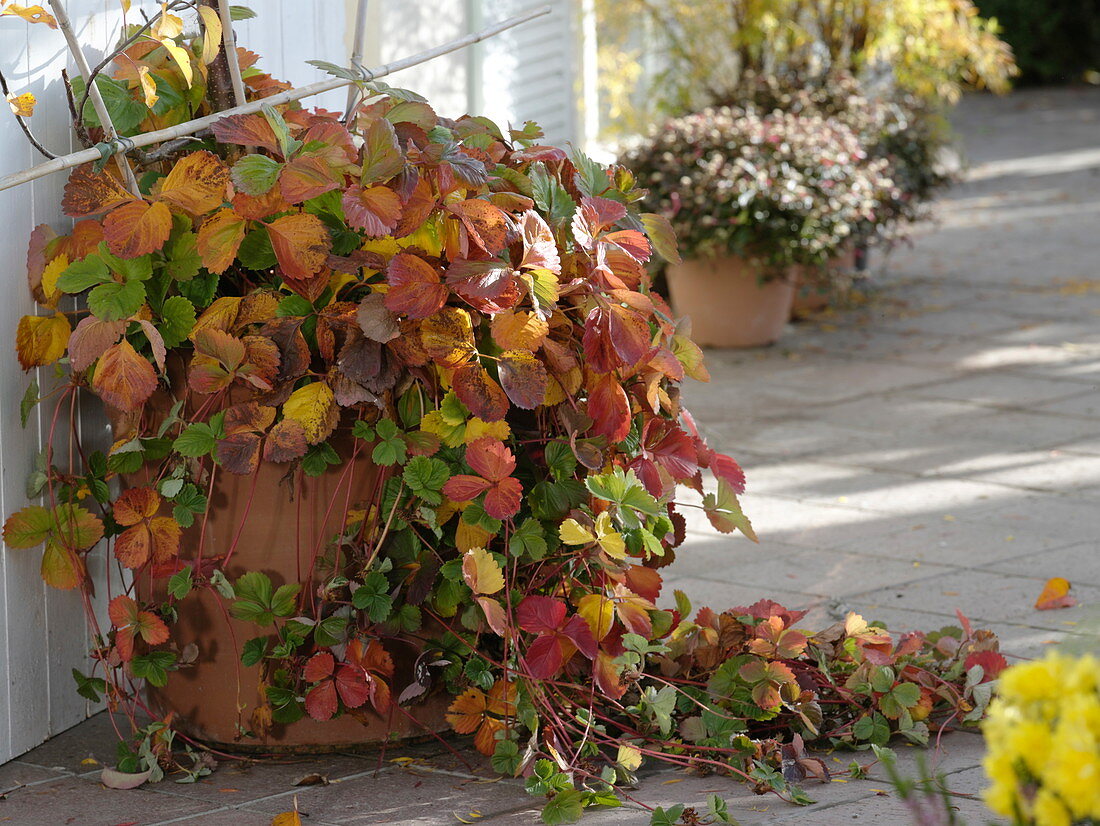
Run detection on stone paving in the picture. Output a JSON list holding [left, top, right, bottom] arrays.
[[3, 87, 1100, 825]]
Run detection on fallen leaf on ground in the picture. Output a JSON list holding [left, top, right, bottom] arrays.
[[1035, 577, 1077, 611]]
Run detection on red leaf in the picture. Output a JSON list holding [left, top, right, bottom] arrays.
[[334, 663, 371, 709], [384, 252, 447, 319], [448, 198, 510, 254], [525, 634, 564, 680], [441, 475, 492, 502], [604, 229, 652, 262], [465, 438, 516, 482], [68, 316, 126, 372], [561, 614, 598, 660], [483, 477, 522, 520], [587, 373, 631, 443], [304, 651, 335, 682], [279, 154, 340, 204], [707, 450, 746, 494], [305, 680, 338, 721], [572, 196, 627, 250], [452, 363, 509, 422], [342, 185, 402, 236], [445, 259, 521, 313], [516, 596, 566, 634], [964, 650, 1008, 682], [625, 565, 662, 603]]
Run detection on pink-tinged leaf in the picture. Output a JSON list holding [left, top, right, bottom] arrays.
[[136, 319, 166, 372], [707, 450, 746, 494], [100, 766, 152, 790], [92, 339, 158, 412], [642, 420, 697, 481], [464, 437, 516, 482], [561, 614, 598, 660], [360, 117, 404, 184], [357, 293, 401, 343], [604, 229, 652, 263], [210, 113, 281, 155], [498, 350, 548, 410], [476, 597, 508, 635], [525, 634, 564, 679], [587, 373, 631, 443], [583, 306, 651, 373], [279, 154, 340, 204], [68, 316, 126, 372], [518, 210, 561, 274], [571, 196, 627, 250], [441, 475, 492, 502], [384, 252, 447, 319], [1035, 577, 1076, 611], [305, 680, 338, 721], [594, 651, 626, 700], [483, 477, 522, 520], [445, 259, 521, 309], [342, 185, 402, 236]]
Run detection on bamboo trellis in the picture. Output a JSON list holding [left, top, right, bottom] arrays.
[[0, 2, 551, 194]]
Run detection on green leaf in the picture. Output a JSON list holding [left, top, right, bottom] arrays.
[[571, 148, 608, 197], [130, 651, 176, 688], [649, 804, 685, 826], [386, 604, 422, 633], [20, 378, 39, 429], [461, 500, 502, 534], [314, 615, 348, 647], [159, 295, 197, 348], [271, 583, 300, 618], [529, 162, 576, 224], [241, 636, 267, 667], [229, 572, 297, 625], [302, 442, 340, 477], [88, 278, 145, 321], [304, 59, 363, 83], [178, 271, 218, 308], [544, 440, 577, 482], [167, 565, 193, 600], [2, 505, 53, 548], [891, 682, 921, 708], [508, 517, 547, 559], [70, 75, 146, 134], [165, 231, 202, 282], [529, 479, 586, 522], [57, 255, 110, 293], [72, 668, 107, 703], [231, 154, 283, 196], [352, 571, 393, 623], [260, 104, 301, 158], [464, 657, 495, 691], [173, 423, 217, 458], [277, 294, 313, 317], [371, 418, 408, 466], [702, 480, 757, 541], [237, 229, 277, 270], [541, 789, 585, 825], [402, 456, 449, 505], [491, 739, 521, 775]]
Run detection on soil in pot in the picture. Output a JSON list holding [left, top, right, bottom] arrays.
[[666, 256, 794, 348]]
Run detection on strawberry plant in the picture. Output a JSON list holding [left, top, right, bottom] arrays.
[[1, 4, 1002, 818]]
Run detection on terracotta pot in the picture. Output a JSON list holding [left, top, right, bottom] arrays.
[[790, 247, 859, 319], [665, 256, 794, 348], [117, 364, 451, 751]]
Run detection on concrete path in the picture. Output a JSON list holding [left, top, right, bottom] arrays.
[[2, 87, 1099, 825]]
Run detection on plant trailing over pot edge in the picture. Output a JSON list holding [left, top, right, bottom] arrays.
[[2, 6, 1004, 819]]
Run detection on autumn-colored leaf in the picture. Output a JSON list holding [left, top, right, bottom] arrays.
[[357, 294, 400, 343], [360, 117, 404, 183], [158, 151, 230, 214], [16, 312, 70, 369], [384, 253, 447, 319], [7, 91, 36, 117], [452, 362, 509, 423], [282, 381, 337, 445], [210, 112, 281, 155], [1, 4, 58, 28], [490, 309, 548, 351], [62, 165, 134, 218], [263, 419, 309, 463], [103, 200, 173, 258], [448, 198, 509, 254], [342, 185, 402, 236], [279, 154, 340, 204], [108, 594, 169, 661], [268, 213, 331, 280], [1035, 577, 1076, 610], [583, 305, 651, 373], [92, 339, 158, 412], [587, 372, 631, 443], [497, 349, 548, 410], [442, 437, 522, 519], [518, 210, 561, 274], [462, 546, 504, 595], [420, 307, 475, 367], [445, 680, 515, 755]]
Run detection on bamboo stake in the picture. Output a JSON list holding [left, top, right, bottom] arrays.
[[0, 4, 551, 194], [47, 0, 141, 194], [344, 0, 370, 120], [217, 0, 247, 107]]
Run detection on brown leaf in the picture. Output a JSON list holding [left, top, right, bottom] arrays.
[[68, 316, 126, 372], [498, 350, 548, 409], [452, 363, 509, 422], [356, 293, 400, 343], [263, 419, 309, 463], [62, 164, 134, 217], [92, 340, 157, 412]]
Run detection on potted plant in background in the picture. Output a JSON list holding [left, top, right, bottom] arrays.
[[622, 105, 895, 346]]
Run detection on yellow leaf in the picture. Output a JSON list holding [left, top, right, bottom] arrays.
[[282, 382, 337, 444], [559, 518, 596, 546], [160, 38, 194, 87], [578, 594, 614, 640], [41, 540, 82, 590], [40, 254, 69, 307], [420, 410, 465, 448], [271, 811, 302, 826], [152, 4, 183, 39], [137, 66, 159, 108], [455, 519, 493, 554], [462, 546, 504, 596], [6, 91, 36, 117], [16, 313, 71, 370], [120, 0, 131, 12], [197, 5, 223, 65], [616, 743, 642, 771], [593, 511, 626, 560], [464, 417, 510, 444], [0, 5, 57, 28]]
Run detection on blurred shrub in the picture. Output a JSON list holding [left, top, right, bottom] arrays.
[[977, 0, 1100, 84]]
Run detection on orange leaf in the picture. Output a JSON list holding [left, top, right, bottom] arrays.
[[91, 339, 157, 412], [16, 312, 70, 369], [1035, 577, 1077, 611], [103, 200, 173, 258], [448, 199, 509, 254], [209, 112, 281, 155], [446, 687, 488, 734], [278, 155, 340, 204], [62, 164, 134, 218], [114, 487, 161, 526], [490, 310, 548, 351], [114, 523, 154, 568], [420, 307, 475, 367], [196, 208, 247, 274], [268, 213, 331, 280], [452, 362, 509, 423], [1, 5, 58, 28], [158, 150, 230, 214]]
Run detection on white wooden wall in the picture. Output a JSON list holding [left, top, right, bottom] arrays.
[[0, 0, 580, 763]]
